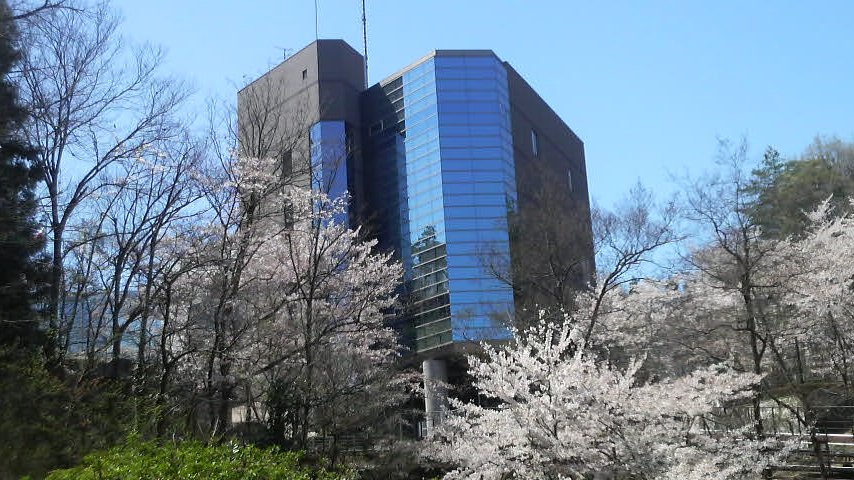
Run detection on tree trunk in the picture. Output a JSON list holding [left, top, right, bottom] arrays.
[[46, 229, 63, 364]]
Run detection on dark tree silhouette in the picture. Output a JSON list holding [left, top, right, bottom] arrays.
[[0, 0, 48, 350]]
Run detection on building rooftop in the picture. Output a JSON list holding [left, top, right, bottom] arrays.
[[376, 49, 501, 87], [238, 39, 361, 94]]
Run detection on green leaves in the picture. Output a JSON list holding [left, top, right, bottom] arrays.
[[749, 139, 854, 239], [44, 439, 355, 480]]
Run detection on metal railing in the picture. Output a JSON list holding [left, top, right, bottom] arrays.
[[709, 405, 854, 478], [417, 410, 447, 439], [712, 405, 854, 436]]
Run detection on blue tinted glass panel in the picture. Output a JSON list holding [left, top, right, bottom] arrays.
[[310, 121, 349, 225], [363, 54, 517, 352], [433, 54, 515, 344]]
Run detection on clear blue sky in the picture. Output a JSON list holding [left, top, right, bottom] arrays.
[[120, 0, 854, 208]]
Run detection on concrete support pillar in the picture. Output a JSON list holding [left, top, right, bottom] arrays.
[[422, 358, 449, 434]]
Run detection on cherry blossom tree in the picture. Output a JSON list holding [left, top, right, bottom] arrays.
[[164, 152, 409, 448], [237, 187, 406, 454], [783, 198, 854, 391], [424, 310, 788, 479], [675, 139, 806, 444]]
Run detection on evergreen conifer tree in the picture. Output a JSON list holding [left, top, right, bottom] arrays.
[[0, 0, 48, 350]]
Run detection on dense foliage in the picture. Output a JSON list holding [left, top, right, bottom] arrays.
[[43, 439, 355, 480], [0, 349, 143, 479], [0, 0, 46, 350], [749, 139, 854, 238]]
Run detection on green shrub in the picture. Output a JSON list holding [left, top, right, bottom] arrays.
[[43, 439, 356, 480]]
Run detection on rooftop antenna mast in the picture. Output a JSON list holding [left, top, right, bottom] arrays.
[[361, 0, 368, 88], [314, 0, 319, 40]]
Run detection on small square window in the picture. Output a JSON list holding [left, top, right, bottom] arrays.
[[302, 69, 307, 80]]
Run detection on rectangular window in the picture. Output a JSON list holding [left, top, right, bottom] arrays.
[[281, 150, 292, 178], [282, 148, 295, 225], [531, 129, 539, 156], [302, 69, 307, 80], [567, 169, 573, 192]]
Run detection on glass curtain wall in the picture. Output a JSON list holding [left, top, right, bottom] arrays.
[[364, 53, 516, 353], [399, 59, 450, 351], [433, 55, 515, 344]]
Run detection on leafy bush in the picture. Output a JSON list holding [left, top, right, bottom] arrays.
[[44, 439, 356, 480], [1, 350, 137, 480]]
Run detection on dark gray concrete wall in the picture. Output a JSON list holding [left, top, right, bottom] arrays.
[[505, 63, 589, 206], [237, 40, 366, 219], [505, 63, 595, 314]]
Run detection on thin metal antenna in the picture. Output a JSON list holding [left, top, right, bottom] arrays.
[[275, 46, 293, 60], [314, 0, 319, 40], [361, 0, 368, 87]]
